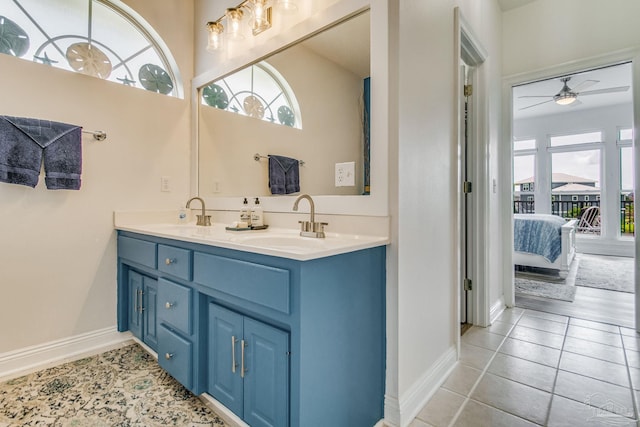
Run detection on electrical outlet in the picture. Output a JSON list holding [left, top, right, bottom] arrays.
[[161, 176, 171, 192], [335, 162, 355, 187]]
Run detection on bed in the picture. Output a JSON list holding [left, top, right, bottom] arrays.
[[513, 214, 578, 274]]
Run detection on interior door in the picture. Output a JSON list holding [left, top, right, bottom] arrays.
[[460, 63, 474, 325]]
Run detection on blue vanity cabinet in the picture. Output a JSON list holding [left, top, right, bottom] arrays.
[[117, 230, 386, 427], [208, 303, 289, 427], [127, 269, 159, 352]]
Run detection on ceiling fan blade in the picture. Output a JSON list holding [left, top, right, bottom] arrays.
[[518, 95, 554, 99], [519, 99, 553, 110], [579, 86, 630, 96], [570, 79, 599, 93]]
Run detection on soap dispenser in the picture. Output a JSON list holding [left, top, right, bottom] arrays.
[[251, 197, 264, 227], [240, 197, 252, 226]]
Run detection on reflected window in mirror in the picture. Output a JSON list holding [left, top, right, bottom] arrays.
[[201, 62, 301, 128]]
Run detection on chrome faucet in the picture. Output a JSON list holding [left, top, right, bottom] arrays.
[[292, 194, 327, 238], [186, 196, 211, 226]]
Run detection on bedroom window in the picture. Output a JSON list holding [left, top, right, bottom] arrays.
[[550, 131, 602, 147], [514, 153, 536, 213], [619, 128, 634, 235], [1, 0, 182, 97]]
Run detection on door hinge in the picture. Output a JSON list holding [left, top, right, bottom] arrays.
[[463, 181, 472, 193], [464, 278, 472, 291], [464, 84, 473, 97]]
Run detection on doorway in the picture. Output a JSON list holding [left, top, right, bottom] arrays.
[[508, 61, 636, 328]]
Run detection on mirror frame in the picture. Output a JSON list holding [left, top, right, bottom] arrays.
[[192, 0, 388, 216]]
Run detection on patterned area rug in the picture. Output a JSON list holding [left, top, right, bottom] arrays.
[[575, 253, 634, 293], [0, 343, 227, 427], [515, 276, 577, 302]]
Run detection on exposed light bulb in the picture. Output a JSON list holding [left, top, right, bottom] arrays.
[[206, 22, 224, 52], [226, 8, 244, 40], [249, 0, 272, 35]]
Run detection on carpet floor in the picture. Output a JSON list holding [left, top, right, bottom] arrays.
[[0, 343, 227, 427], [515, 253, 635, 302], [575, 253, 634, 293]]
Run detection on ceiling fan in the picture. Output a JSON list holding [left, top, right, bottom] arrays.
[[519, 76, 630, 110]]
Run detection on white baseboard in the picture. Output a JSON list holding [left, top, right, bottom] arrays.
[[386, 346, 457, 427], [0, 327, 133, 382], [490, 296, 506, 324], [199, 392, 249, 427]]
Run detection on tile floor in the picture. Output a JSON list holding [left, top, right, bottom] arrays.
[[410, 308, 640, 427]]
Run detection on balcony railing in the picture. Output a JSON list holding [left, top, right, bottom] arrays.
[[513, 199, 635, 236]]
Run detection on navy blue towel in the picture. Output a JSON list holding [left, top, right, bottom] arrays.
[[268, 155, 300, 195], [0, 116, 82, 190]]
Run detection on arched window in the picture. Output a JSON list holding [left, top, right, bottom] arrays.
[[0, 0, 182, 97], [201, 61, 301, 128]]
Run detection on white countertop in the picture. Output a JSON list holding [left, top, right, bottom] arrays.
[[115, 222, 389, 261]]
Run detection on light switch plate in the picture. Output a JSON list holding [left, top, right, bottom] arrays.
[[161, 176, 171, 192], [335, 161, 355, 187]]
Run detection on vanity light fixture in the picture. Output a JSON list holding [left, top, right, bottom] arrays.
[[206, 0, 280, 52]]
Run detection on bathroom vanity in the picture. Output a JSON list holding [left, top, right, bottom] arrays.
[[116, 223, 387, 427]]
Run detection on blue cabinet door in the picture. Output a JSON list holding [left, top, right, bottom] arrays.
[[128, 271, 143, 340], [209, 304, 244, 417], [143, 277, 158, 351], [243, 317, 289, 427]]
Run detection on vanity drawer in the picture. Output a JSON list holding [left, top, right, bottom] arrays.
[[158, 279, 192, 335], [158, 244, 192, 280], [158, 325, 193, 389], [118, 236, 157, 269], [193, 252, 290, 314]]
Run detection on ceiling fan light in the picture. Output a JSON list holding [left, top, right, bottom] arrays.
[[555, 93, 577, 105]]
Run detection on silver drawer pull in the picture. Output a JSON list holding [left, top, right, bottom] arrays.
[[165, 302, 174, 309], [165, 258, 176, 265], [165, 352, 173, 360], [241, 340, 246, 378], [231, 336, 238, 373]]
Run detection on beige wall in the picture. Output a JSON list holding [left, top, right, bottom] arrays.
[[0, 0, 194, 353]]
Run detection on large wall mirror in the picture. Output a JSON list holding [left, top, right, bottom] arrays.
[[197, 10, 371, 199]]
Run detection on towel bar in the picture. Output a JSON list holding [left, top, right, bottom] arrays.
[[254, 153, 304, 166], [82, 130, 107, 141]]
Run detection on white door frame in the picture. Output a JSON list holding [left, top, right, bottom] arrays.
[[501, 48, 640, 330], [455, 8, 489, 335]]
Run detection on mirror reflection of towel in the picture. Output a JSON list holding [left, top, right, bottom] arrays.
[[268, 155, 300, 195], [0, 115, 82, 190]]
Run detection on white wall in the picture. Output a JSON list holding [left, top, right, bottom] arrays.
[[503, 0, 640, 77], [0, 0, 194, 353]]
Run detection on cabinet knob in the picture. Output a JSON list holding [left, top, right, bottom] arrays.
[[165, 302, 174, 309], [165, 352, 173, 360], [165, 258, 175, 265]]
